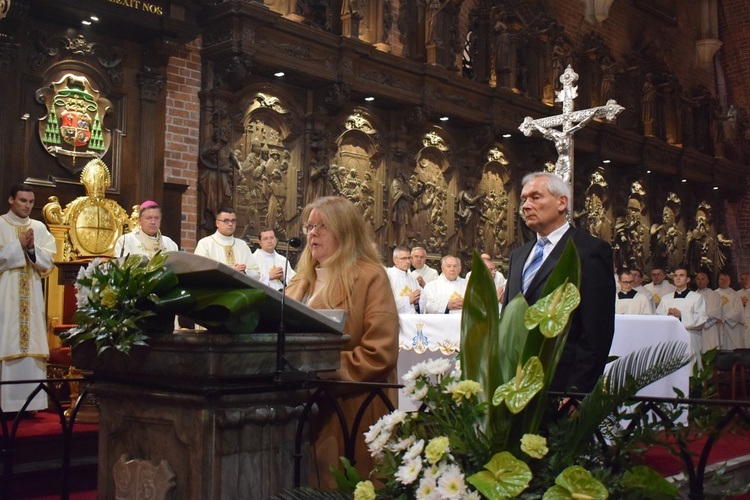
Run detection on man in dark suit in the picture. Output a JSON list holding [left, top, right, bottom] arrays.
[[504, 172, 615, 393]]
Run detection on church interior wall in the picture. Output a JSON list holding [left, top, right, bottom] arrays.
[[165, 38, 202, 251], [5, 0, 750, 282]]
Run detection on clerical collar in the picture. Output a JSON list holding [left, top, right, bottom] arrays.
[[674, 289, 690, 299], [3, 211, 30, 225], [618, 290, 637, 299], [211, 231, 235, 246]]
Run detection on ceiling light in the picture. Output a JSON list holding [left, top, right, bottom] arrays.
[[82, 19, 92, 25], [602, 159, 611, 164], [646, 170, 651, 174], [681, 178, 687, 183], [439, 116, 449, 122], [713, 186, 719, 190], [502, 133, 512, 138], [90, 16, 99, 21], [274, 72, 285, 77], [364, 96, 375, 102]]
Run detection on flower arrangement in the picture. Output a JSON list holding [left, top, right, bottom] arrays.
[[60, 252, 269, 355], [352, 244, 689, 499], [60, 252, 178, 355]]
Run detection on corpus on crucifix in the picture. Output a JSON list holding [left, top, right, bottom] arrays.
[[519, 65, 624, 210]]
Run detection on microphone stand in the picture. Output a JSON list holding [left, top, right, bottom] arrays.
[[275, 237, 304, 383]]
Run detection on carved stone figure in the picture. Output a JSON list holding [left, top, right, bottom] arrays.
[[642, 74, 656, 136], [650, 194, 683, 271], [389, 176, 424, 247], [199, 122, 239, 229], [456, 178, 484, 252]]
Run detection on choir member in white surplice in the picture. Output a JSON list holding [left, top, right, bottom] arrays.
[[386, 246, 422, 314], [656, 268, 707, 365], [715, 272, 745, 349], [0, 184, 57, 413], [694, 272, 723, 352], [631, 268, 656, 311], [423, 255, 467, 314], [738, 273, 750, 348], [252, 228, 295, 291], [114, 201, 179, 258], [410, 246, 439, 288], [644, 267, 675, 308], [615, 271, 653, 315], [194, 207, 260, 280]]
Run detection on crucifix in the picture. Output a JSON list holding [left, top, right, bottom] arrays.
[[518, 65, 624, 211]]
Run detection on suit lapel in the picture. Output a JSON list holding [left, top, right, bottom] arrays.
[[511, 241, 535, 292]]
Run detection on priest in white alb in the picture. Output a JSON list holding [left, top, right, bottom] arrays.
[[386, 246, 422, 314], [656, 267, 707, 364], [114, 200, 179, 257], [410, 246, 439, 288], [423, 255, 466, 314], [252, 228, 295, 291], [715, 272, 745, 349], [0, 184, 57, 413], [694, 271, 723, 352], [644, 267, 675, 308], [738, 273, 750, 347], [194, 207, 260, 280], [615, 271, 653, 315]]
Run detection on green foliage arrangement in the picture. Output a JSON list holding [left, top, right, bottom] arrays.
[[60, 252, 267, 355], [350, 243, 690, 499]]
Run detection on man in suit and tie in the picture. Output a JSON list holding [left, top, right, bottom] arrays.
[[504, 172, 615, 393]]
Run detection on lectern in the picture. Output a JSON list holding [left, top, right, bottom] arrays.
[[73, 252, 348, 499]]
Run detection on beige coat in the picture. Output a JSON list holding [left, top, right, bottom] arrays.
[[287, 262, 399, 487]]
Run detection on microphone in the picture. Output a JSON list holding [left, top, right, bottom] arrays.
[[275, 236, 303, 381]]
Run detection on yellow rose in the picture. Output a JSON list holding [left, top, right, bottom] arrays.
[[100, 286, 118, 308], [354, 480, 376, 500], [449, 380, 482, 402], [425, 436, 450, 464], [520, 433, 549, 459]]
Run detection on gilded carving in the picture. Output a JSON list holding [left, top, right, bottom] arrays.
[[574, 168, 612, 242], [42, 159, 130, 260], [613, 181, 649, 272], [650, 192, 683, 272], [35, 74, 113, 173]]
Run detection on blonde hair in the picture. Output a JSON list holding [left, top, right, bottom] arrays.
[[295, 196, 380, 310]]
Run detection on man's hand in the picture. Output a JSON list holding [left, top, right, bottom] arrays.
[[233, 263, 247, 272], [667, 307, 681, 319], [742, 296, 748, 307], [447, 297, 463, 310], [497, 286, 505, 303], [409, 289, 421, 305], [19, 228, 34, 250], [269, 265, 284, 280], [416, 275, 425, 288]]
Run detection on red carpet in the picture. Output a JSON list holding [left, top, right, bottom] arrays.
[[641, 423, 750, 499], [3, 410, 98, 438]]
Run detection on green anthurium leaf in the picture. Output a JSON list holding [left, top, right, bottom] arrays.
[[491, 356, 544, 413], [467, 451, 532, 499], [186, 288, 266, 333], [141, 268, 179, 296], [461, 252, 500, 398], [494, 294, 530, 389], [621, 465, 678, 499], [521, 240, 580, 362], [542, 466, 608, 500], [524, 282, 580, 338]]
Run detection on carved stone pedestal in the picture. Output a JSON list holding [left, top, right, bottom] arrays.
[[74, 331, 346, 499]]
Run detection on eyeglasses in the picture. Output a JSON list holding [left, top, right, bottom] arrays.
[[302, 222, 327, 234], [217, 219, 237, 224], [619, 280, 634, 284]]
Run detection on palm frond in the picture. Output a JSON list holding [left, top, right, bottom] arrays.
[[556, 341, 690, 459]]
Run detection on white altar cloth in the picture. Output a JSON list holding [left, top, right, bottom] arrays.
[[397, 314, 692, 411]]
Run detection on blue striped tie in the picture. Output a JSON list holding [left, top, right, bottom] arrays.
[[522, 237, 549, 294]]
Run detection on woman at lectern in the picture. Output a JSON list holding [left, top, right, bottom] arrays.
[[286, 196, 399, 489]]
